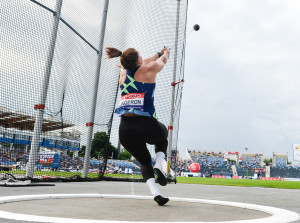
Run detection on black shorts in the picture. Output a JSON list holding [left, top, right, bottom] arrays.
[[119, 116, 168, 153], [119, 116, 168, 180]]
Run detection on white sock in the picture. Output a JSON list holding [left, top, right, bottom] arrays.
[[154, 152, 165, 168], [146, 178, 164, 198]]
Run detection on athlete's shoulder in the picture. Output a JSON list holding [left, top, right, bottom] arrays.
[[119, 69, 127, 86], [143, 61, 160, 71]]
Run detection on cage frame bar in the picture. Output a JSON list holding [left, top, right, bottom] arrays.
[[30, 0, 99, 54], [167, 0, 181, 174], [82, 0, 110, 178], [26, 0, 63, 178]]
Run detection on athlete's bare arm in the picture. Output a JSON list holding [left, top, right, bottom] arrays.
[[143, 53, 160, 65], [123, 48, 170, 84], [155, 48, 170, 71], [143, 48, 170, 82]]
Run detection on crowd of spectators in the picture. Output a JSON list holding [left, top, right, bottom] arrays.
[[274, 155, 287, 167], [190, 151, 226, 167], [174, 150, 294, 178], [240, 153, 262, 169], [0, 149, 28, 168], [59, 153, 84, 171], [107, 159, 140, 174], [270, 165, 300, 178], [0, 148, 140, 174], [171, 150, 191, 173], [1, 146, 298, 179], [187, 150, 266, 170]]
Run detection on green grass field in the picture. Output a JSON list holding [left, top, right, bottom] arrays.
[[0, 170, 99, 179], [176, 177, 300, 189], [2, 171, 299, 189], [105, 174, 300, 189]]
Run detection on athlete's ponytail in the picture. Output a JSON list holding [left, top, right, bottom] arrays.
[[105, 47, 139, 70], [105, 47, 122, 59]]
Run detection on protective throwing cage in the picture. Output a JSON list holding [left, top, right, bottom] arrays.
[[0, 0, 188, 182]]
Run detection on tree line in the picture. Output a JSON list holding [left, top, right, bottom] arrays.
[[78, 132, 131, 160]]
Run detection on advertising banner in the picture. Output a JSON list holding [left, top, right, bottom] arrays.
[[293, 144, 300, 161], [212, 175, 226, 178], [181, 172, 201, 177], [40, 154, 54, 164], [261, 177, 284, 181], [39, 153, 59, 168]]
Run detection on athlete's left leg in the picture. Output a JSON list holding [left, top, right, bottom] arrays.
[[144, 119, 169, 186]]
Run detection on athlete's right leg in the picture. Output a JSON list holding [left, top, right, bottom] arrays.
[[144, 119, 169, 186], [119, 141, 169, 205]]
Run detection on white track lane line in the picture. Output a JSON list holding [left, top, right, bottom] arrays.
[[0, 194, 299, 223]]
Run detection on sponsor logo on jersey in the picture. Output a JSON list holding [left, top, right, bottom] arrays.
[[120, 92, 145, 110]]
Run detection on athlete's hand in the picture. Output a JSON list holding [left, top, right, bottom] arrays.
[[161, 48, 170, 57]]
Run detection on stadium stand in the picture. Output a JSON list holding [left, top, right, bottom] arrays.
[[0, 146, 141, 174], [185, 150, 278, 177], [187, 150, 233, 177], [184, 149, 300, 179], [1, 138, 299, 179], [171, 149, 190, 173], [270, 166, 300, 178], [0, 127, 81, 151], [273, 154, 288, 167], [188, 151, 226, 167], [240, 153, 263, 169], [235, 165, 265, 178]]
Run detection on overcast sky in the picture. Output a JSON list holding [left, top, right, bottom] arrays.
[[178, 0, 300, 162], [2, 0, 300, 163]]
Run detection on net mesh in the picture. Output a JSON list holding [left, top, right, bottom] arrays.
[[0, 0, 187, 182]]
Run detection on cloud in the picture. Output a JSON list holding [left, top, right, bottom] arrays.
[[179, 0, 300, 162], [3, 0, 300, 163]]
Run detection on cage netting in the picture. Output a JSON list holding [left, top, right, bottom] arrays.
[[0, 0, 187, 182]]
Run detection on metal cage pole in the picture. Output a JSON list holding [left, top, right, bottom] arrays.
[[167, 0, 181, 173], [82, 0, 110, 178], [26, 0, 63, 178]]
